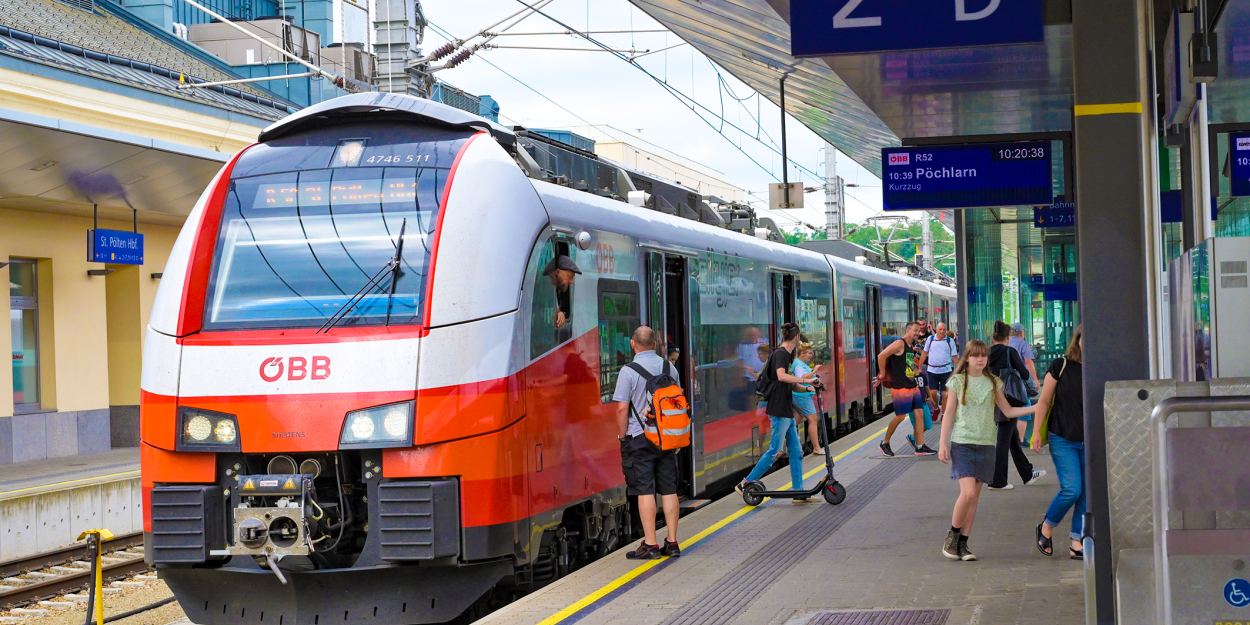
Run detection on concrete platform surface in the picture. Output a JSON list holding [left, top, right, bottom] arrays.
[[0, 448, 138, 500], [479, 422, 1085, 625], [0, 448, 141, 561]]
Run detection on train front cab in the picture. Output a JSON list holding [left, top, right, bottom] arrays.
[[139, 96, 585, 625]]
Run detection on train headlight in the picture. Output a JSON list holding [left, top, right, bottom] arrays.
[[340, 401, 413, 448], [177, 407, 241, 451]]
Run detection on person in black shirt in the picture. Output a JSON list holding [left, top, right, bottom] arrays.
[[543, 255, 580, 329], [876, 322, 936, 456], [1031, 325, 1085, 559], [737, 323, 815, 499], [987, 320, 1045, 490]]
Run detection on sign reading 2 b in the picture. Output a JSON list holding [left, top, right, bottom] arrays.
[[790, 0, 1044, 57]]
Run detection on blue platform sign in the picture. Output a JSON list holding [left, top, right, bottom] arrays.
[[791, 0, 1044, 57], [1034, 200, 1075, 228], [88, 228, 144, 265], [1231, 133, 1250, 197], [883, 141, 1053, 211], [1227, 578, 1250, 608]]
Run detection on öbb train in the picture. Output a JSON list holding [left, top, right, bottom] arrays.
[[140, 93, 954, 624]]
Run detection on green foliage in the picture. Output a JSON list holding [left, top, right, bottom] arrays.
[[843, 219, 956, 277]]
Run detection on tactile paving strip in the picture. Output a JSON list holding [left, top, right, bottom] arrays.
[[804, 609, 950, 625], [657, 457, 917, 625]]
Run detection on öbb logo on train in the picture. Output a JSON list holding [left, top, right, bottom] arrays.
[[258, 356, 332, 382], [888, 152, 911, 166]]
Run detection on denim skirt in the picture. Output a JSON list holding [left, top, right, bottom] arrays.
[[950, 442, 995, 483]]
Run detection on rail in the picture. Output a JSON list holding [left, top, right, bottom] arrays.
[[0, 532, 146, 609], [1150, 395, 1250, 625]]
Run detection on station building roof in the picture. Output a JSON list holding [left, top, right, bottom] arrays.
[[0, 0, 294, 122]]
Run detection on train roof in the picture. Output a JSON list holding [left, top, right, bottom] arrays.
[[532, 176, 954, 299], [258, 92, 514, 144]]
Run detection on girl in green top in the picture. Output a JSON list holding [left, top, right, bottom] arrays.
[[937, 340, 1036, 561]]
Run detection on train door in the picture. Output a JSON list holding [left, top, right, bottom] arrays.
[[865, 285, 884, 414], [908, 292, 921, 324], [770, 272, 797, 344], [645, 251, 696, 497]]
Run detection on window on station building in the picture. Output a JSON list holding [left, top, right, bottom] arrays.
[[9, 259, 41, 412], [597, 281, 640, 403]]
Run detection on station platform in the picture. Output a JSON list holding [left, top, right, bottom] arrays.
[[479, 423, 1085, 625], [0, 448, 141, 561]]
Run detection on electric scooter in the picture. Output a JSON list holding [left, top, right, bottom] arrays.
[[740, 375, 847, 506]]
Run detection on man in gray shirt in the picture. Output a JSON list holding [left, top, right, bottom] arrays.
[[613, 326, 681, 560]]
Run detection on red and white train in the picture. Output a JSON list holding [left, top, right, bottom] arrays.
[[140, 93, 954, 624]]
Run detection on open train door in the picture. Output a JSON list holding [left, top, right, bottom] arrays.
[[645, 251, 697, 498], [865, 285, 884, 415]]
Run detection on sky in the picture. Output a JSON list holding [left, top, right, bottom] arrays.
[[420, 0, 915, 233]]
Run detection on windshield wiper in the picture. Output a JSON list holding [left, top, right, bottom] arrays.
[[385, 219, 407, 326], [317, 219, 408, 334]]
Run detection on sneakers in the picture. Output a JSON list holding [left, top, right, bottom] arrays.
[[879, 441, 895, 457], [987, 483, 1015, 490], [942, 529, 961, 560], [661, 539, 681, 558], [625, 541, 662, 560], [957, 536, 977, 561], [914, 444, 937, 456], [1024, 469, 1048, 485]]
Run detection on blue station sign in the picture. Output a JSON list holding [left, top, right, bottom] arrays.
[[88, 228, 144, 265], [790, 0, 1044, 57], [1231, 133, 1250, 197], [1034, 200, 1075, 228], [882, 141, 1053, 211]]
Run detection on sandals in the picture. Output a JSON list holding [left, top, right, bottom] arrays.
[[1069, 546, 1084, 560], [1035, 523, 1053, 557]]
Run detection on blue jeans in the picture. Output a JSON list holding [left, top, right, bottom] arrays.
[[1045, 433, 1086, 541], [746, 416, 804, 490]]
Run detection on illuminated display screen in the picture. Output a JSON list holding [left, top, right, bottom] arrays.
[[881, 141, 1053, 211], [255, 179, 420, 207]]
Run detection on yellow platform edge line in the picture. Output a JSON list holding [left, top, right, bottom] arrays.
[[0, 469, 141, 499], [534, 425, 888, 625], [1074, 101, 1143, 116]]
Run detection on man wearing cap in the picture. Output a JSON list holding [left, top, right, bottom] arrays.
[[1008, 322, 1040, 441], [543, 254, 581, 329]]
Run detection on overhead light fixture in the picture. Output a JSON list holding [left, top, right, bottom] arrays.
[[29, 160, 58, 171]]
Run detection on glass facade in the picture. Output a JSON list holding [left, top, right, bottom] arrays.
[[9, 259, 39, 411], [961, 139, 1079, 370]]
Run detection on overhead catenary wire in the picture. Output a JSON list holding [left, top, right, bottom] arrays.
[[507, 0, 828, 183]]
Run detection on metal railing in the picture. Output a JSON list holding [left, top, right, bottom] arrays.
[[1150, 395, 1250, 625]]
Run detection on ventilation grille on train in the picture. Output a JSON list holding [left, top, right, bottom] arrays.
[[150, 485, 224, 564], [376, 480, 459, 561]]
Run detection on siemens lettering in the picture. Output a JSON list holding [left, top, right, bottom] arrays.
[[917, 167, 977, 179]]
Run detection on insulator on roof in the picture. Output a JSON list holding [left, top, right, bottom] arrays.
[[444, 49, 472, 69], [427, 43, 455, 62]]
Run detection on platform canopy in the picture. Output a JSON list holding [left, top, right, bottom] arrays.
[[630, 1, 1076, 180]]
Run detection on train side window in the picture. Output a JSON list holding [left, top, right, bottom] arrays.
[[528, 238, 575, 359], [597, 280, 640, 403]]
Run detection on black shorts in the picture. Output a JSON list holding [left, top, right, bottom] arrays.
[[925, 371, 952, 391], [621, 435, 679, 497]]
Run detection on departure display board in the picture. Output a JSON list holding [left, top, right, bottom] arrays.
[[1231, 133, 1250, 197], [882, 141, 1053, 211]]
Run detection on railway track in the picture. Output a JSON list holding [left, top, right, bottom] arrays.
[[0, 533, 148, 609]]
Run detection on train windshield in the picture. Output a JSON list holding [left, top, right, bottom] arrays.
[[204, 124, 474, 329]]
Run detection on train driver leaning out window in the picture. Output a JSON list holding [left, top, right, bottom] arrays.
[[543, 254, 581, 329]]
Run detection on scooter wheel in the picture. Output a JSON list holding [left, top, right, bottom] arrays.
[[741, 482, 766, 506], [822, 481, 846, 505]]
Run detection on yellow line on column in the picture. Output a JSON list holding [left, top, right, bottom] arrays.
[[1074, 102, 1143, 117]]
